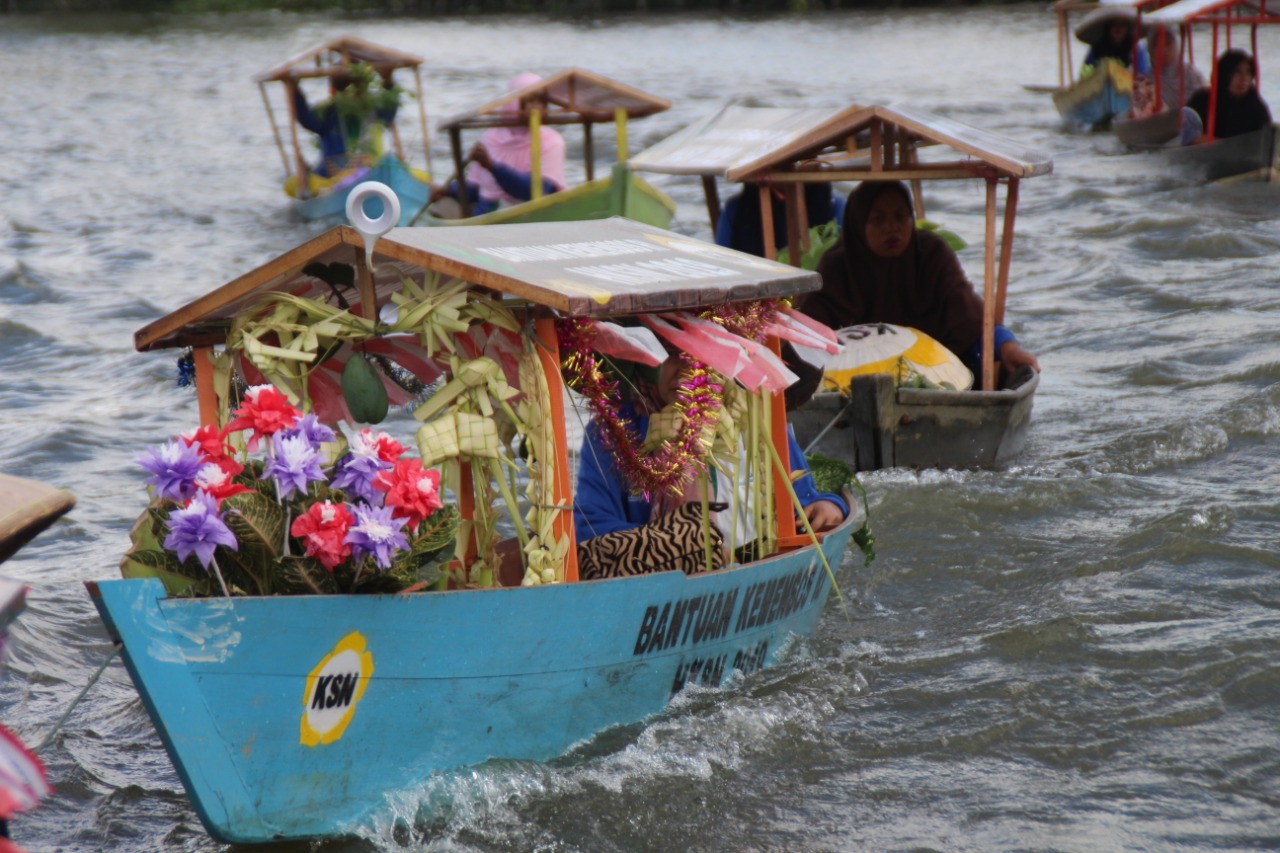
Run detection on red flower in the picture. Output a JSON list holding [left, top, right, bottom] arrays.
[[361, 429, 406, 464], [290, 501, 354, 571], [194, 459, 252, 503], [181, 424, 237, 464], [377, 459, 444, 532], [227, 385, 300, 451]]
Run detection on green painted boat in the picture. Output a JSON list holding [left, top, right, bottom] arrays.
[[414, 68, 675, 228], [415, 162, 674, 227]]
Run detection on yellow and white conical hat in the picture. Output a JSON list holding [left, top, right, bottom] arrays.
[[822, 323, 973, 392]]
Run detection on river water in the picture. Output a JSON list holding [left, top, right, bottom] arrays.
[[2, 6, 1279, 852]]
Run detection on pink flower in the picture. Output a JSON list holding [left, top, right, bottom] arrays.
[[377, 459, 443, 531], [290, 501, 354, 571], [226, 385, 300, 451]]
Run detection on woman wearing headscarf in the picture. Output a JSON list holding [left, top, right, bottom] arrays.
[[791, 181, 1038, 400], [1185, 49, 1273, 142], [466, 72, 567, 208]]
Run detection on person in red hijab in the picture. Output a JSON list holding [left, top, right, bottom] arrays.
[[790, 181, 1038, 403]]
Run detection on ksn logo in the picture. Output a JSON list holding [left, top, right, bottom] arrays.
[[300, 632, 374, 747]]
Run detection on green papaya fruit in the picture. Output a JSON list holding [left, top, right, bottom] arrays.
[[342, 353, 389, 424]]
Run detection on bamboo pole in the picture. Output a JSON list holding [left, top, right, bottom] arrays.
[[614, 106, 629, 162], [284, 79, 310, 199], [995, 178, 1020, 327], [259, 82, 291, 176], [413, 66, 433, 180], [583, 122, 595, 182], [530, 107, 544, 201], [534, 316, 579, 582], [982, 177, 998, 392], [702, 174, 721, 233], [450, 128, 470, 216], [758, 182, 777, 260]]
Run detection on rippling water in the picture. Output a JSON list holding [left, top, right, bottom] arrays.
[[2, 6, 1279, 851]]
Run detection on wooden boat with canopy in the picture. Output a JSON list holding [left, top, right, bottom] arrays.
[[637, 103, 1051, 472], [255, 37, 434, 226], [1035, 0, 1177, 130], [87, 201, 860, 844], [1119, 0, 1280, 181], [413, 68, 677, 228]]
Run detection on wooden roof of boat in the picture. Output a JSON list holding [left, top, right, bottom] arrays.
[[437, 68, 670, 131], [0, 473, 75, 565], [628, 104, 848, 177], [254, 36, 425, 83], [134, 218, 820, 352], [1146, 0, 1277, 24], [718, 103, 1053, 183]]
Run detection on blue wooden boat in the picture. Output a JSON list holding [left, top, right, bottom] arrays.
[[91, 215, 859, 844], [290, 153, 430, 226], [255, 37, 436, 226]]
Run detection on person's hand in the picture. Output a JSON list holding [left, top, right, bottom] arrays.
[[468, 142, 492, 170], [804, 500, 844, 533], [1000, 341, 1040, 374]]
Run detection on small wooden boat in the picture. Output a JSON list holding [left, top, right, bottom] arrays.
[[255, 37, 434, 226], [90, 211, 858, 844], [634, 102, 1052, 472], [0, 474, 73, 837], [413, 68, 676, 228], [1118, 0, 1280, 182]]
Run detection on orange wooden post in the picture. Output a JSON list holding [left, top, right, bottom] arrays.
[[768, 336, 798, 548], [534, 316, 579, 582], [193, 346, 220, 427]]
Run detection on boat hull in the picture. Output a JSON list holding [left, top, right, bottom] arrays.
[[292, 155, 430, 226], [792, 370, 1038, 472], [413, 163, 676, 228], [1052, 62, 1131, 131], [88, 518, 853, 844], [1163, 124, 1280, 183], [1113, 107, 1182, 147]]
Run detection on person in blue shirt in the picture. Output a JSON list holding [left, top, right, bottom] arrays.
[[288, 68, 400, 179], [574, 352, 847, 580]]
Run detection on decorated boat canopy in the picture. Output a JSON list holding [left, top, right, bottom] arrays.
[[130, 212, 838, 593], [720, 103, 1053, 183], [136, 217, 818, 354], [628, 104, 848, 177], [437, 68, 669, 132], [253, 35, 425, 83]]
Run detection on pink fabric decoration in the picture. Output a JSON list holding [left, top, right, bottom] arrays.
[[466, 73, 568, 205]]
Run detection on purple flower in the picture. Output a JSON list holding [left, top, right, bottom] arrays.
[[330, 432, 391, 504], [345, 502, 408, 570], [138, 439, 204, 503], [265, 433, 326, 500], [282, 413, 337, 449], [164, 491, 238, 569]]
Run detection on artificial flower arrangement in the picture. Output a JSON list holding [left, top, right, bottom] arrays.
[[124, 384, 456, 597]]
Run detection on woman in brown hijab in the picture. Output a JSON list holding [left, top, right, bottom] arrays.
[[794, 181, 1038, 391]]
